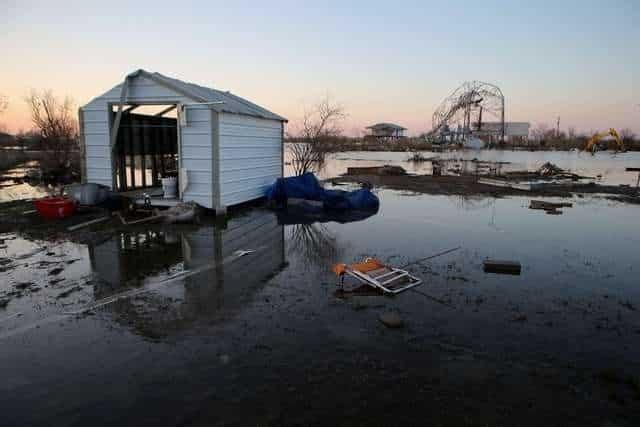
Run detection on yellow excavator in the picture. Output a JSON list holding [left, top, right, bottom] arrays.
[[583, 128, 626, 154]]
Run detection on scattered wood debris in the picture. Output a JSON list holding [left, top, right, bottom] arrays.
[[483, 260, 522, 275], [529, 200, 573, 215], [346, 165, 406, 176], [56, 285, 83, 299]]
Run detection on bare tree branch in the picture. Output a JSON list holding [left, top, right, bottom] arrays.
[[25, 89, 79, 173], [0, 94, 7, 115], [288, 94, 346, 175]]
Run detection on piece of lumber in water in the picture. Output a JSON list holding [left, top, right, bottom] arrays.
[[529, 200, 572, 210], [483, 259, 522, 275]]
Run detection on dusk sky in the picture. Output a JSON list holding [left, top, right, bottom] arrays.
[[1, 0, 638, 136]]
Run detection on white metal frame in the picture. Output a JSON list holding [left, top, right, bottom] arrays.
[[341, 258, 422, 294]]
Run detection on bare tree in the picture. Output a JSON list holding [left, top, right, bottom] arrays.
[[0, 94, 7, 115], [25, 90, 79, 174], [289, 95, 345, 175], [619, 128, 635, 143], [0, 94, 7, 133], [530, 123, 555, 144]]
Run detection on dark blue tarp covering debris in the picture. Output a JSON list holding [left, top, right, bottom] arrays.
[[266, 173, 379, 212]]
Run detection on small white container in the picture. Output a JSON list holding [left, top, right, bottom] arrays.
[[161, 177, 178, 199]]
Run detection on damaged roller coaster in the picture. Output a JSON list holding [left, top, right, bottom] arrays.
[[427, 81, 505, 145]]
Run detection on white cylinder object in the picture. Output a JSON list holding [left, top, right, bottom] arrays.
[[161, 177, 178, 199]]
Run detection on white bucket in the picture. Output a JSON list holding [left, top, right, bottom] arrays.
[[161, 177, 178, 199]]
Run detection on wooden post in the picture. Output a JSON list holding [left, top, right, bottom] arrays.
[[140, 116, 148, 188], [77, 108, 87, 184], [118, 115, 128, 190], [151, 116, 159, 186], [129, 115, 136, 189]]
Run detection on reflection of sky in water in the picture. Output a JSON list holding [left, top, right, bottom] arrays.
[[294, 189, 640, 299]]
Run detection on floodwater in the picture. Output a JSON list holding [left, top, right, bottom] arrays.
[[1, 152, 640, 425], [313, 149, 640, 186], [0, 161, 49, 201]]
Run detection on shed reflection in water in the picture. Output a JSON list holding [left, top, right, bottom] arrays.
[[88, 210, 286, 338]]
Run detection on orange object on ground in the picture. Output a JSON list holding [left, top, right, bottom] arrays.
[[332, 257, 422, 294], [332, 258, 385, 276], [34, 197, 77, 220]]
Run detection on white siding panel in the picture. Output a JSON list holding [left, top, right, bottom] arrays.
[[181, 158, 211, 173], [180, 108, 213, 209], [86, 145, 110, 158], [218, 113, 282, 129], [84, 118, 113, 186], [183, 170, 210, 185], [218, 113, 282, 207], [220, 146, 280, 161], [181, 145, 212, 160]]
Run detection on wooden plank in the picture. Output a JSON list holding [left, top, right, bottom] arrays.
[[483, 259, 521, 275], [151, 116, 159, 186], [67, 216, 111, 232], [155, 105, 176, 116], [78, 108, 87, 183], [140, 116, 148, 188], [128, 115, 136, 188], [529, 200, 572, 210], [118, 117, 128, 191]]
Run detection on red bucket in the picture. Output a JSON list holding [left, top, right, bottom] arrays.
[[34, 197, 77, 220]]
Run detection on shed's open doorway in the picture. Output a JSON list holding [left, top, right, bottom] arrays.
[[110, 104, 179, 192]]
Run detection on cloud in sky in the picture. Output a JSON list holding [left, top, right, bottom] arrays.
[[1, 0, 638, 135]]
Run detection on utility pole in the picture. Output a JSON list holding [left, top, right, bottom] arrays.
[[556, 116, 560, 139]]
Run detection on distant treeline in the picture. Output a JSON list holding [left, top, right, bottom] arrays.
[[285, 135, 639, 152]]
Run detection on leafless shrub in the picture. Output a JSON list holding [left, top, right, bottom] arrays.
[[0, 94, 7, 132], [288, 95, 346, 175], [619, 128, 635, 142], [25, 90, 79, 178], [0, 94, 7, 114], [530, 123, 555, 143]]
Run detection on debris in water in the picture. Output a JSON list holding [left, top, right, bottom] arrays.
[[66, 216, 111, 232], [0, 298, 9, 308], [619, 301, 636, 311], [537, 162, 565, 176], [334, 258, 422, 294], [529, 200, 572, 210], [345, 165, 406, 176], [378, 312, 404, 328], [56, 286, 83, 299], [545, 209, 563, 215], [483, 260, 522, 275], [48, 267, 64, 276], [163, 201, 198, 224], [15, 282, 34, 290]]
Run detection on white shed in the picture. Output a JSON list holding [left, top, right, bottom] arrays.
[[79, 69, 286, 214]]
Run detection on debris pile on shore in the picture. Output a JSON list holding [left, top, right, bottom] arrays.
[[345, 165, 406, 176]]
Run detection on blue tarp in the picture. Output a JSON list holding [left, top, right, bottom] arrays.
[[266, 173, 379, 212]]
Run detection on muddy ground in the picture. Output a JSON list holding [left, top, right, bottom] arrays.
[[1, 183, 640, 425]]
